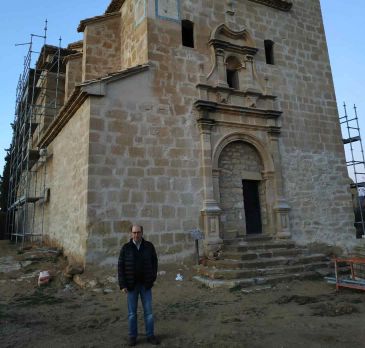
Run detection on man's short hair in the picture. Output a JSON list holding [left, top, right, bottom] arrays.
[[130, 224, 143, 234]]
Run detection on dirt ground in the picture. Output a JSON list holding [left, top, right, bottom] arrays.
[[1, 241, 365, 348]]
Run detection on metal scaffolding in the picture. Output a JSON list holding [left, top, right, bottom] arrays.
[[340, 103, 365, 238], [6, 22, 68, 248]]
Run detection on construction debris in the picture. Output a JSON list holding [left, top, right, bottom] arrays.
[[38, 271, 51, 286]]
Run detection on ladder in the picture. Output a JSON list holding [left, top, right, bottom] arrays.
[[340, 103, 365, 238]]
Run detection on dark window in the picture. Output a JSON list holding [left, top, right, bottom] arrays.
[[242, 180, 262, 234], [264, 40, 274, 65], [227, 69, 239, 89], [226, 56, 241, 89], [182, 20, 194, 48]]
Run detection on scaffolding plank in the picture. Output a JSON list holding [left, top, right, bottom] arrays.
[[325, 277, 365, 286], [11, 233, 43, 237], [346, 161, 363, 165], [9, 195, 43, 209], [342, 136, 361, 144], [350, 182, 365, 188]]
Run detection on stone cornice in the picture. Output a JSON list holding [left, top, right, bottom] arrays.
[[67, 40, 83, 50], [248, 0, 293, 11], [209, 39, 258, 56], [213, 120, 279, 133], [194, 100, 282, 119], [38, 87, 88, 148], [197, 83, 277, 100], [196, 118, 216, 134], [78, 12, 121, 32], [63, 52, 83, 64]]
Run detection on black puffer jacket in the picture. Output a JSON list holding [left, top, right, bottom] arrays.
[[118, 238, 158, 291]]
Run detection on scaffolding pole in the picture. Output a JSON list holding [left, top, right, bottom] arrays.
[[6, 21, 67, 249]]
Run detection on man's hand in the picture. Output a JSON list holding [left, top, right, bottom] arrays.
[[121, 288, 128, 294]]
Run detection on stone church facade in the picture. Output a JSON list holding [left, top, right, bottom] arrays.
[[30, 0, 356, 265]]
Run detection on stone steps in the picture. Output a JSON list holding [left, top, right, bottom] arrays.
[[193, 271, 320, 289], [221, 247, 304, 260], [205, 253, 326, 269], [193, 235, 330, 289], [223, 235, 274, 244], [197, 261, 329, 280], [222, 241, 296, 252]]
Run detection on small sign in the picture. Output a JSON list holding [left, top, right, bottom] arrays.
[[190, 228, 204, 240], [156, 0, 180, 21]]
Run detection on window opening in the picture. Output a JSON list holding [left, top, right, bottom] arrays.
[[264, 40, 274, 65], [226, 56, 240, 89], [242, 180, 262, 234], [182, 20, 194, 48], [227, 69, 239, 89]]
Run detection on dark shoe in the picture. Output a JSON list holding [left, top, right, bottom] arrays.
[[147, 336, 160, 345], [128, 337, 137, 346]]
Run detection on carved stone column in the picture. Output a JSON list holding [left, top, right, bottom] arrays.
[[261, 171, 276, 236], [216, 48, 228, 88], [268, 127, 291, 238], [212, 168, 221, 203], [197, 116, 223, 256], [242, 54, 262, 93]]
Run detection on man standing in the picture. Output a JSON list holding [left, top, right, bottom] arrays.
[[118, 224, 159, 346]]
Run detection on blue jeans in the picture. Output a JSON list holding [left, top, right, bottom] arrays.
[[127, 284, 154, 338]]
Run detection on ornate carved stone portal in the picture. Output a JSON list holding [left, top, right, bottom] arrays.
[[195, 24, 291, 256]]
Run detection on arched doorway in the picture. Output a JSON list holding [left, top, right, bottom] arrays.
[[218, 140, 265, 239]]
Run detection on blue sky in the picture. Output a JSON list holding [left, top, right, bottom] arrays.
[[0, 0, 364, 174], [0, 0, 110, 173]]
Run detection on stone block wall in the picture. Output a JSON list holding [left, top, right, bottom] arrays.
[[120, 0, 148, 70], [44, 100, 91, 264], [145, 0, 355, 249], [64, 54, 82, 102], [84, 71, 201, 265], [218, 141, 264, 235], [82, 14, 121, 82], [28, 0, 357, 265]]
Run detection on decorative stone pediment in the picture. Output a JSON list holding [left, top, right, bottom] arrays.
[[248, 0, 292, 12], [206, 24, 262, 91], [202, 24, 279, 114], [209, 24, 258, 56]]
